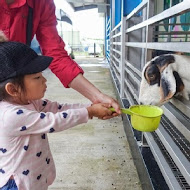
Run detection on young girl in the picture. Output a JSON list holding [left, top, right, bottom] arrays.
[[0, 33, 114, 190]]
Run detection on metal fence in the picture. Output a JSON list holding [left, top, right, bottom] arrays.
[[107, 0, 190, 189]]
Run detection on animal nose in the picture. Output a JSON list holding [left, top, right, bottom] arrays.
[[139, 101, 152, 105]]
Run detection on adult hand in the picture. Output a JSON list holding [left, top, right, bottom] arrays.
[[92, 93, 121, 119], [69, 74, 121, 118]]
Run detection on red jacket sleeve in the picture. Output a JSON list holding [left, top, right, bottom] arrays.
[[35, 0, 84, 88]]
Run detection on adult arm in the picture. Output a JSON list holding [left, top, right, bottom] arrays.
[[69, 74, 121, 115], [36, 0, 120, 114], [36, 0, 83, 88]]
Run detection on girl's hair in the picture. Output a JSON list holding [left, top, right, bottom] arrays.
[[0, 76, 26, 102], [0, 33, 26, 102]]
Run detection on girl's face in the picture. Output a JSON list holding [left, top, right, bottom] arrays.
[[21, 72, 47, 104]]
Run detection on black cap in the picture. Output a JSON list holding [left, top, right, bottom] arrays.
[[0, 41, 53, 82]]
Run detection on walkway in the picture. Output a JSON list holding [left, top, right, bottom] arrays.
[[43, 58, 142, 190]]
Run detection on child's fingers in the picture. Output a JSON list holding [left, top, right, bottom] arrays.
[[104, 106, 120, 119], [112, 112, 120, 117], [101, 103, 111, 108], [101, 112, 120, 120]]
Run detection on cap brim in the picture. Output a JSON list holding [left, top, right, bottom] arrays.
[[19, 55, 53, 75]]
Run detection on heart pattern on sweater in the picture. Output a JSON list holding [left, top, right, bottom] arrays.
[[36, 152, 42, 157], [17, 110, 23, 115], [0, 148, 7, 153], [24, 145, 29, 151], [42, 101, 47, 106], [0, 169, 5, 174], [37, 174, 41, 180], [49, 128, 55, 133], [58, 105, 62, 109], [22, 170, 29, 175], [40, 113, 46, 119], [62, 112, 68, 118], [41, 134, 46, 139], [46, 158, 50, 164], [20, 126, 27, 131]]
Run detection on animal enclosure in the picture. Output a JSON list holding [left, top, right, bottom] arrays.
[[107, 0, 190, 189]]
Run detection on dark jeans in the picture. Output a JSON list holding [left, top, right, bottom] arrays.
[[0, 179, 17, 190]]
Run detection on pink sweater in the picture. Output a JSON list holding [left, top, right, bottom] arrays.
[[0, 99, 89, 190]]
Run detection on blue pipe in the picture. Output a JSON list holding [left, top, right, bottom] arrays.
[[115, 0, 121, 26], [123, 0, 142, 16]]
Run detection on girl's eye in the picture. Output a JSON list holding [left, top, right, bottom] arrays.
[[34, 76, 41, 79]]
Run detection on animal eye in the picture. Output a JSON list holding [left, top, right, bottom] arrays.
[[149, 74, 156, 80]]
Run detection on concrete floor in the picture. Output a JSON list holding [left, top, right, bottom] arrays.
[[43, 58, 142, 190]]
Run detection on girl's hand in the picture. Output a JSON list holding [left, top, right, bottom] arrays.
[[87, 103, 120, 120]]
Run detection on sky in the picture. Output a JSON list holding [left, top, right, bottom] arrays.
[[54, 0, 105, 39]]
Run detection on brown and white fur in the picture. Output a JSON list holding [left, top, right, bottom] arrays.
[[139, 54, 190, 106]]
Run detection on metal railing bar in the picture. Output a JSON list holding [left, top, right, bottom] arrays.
[[124, 79, 139, 103], [155, 23, 190, 26], [126, 1, 190, 33], [110, 62, 121, 80], [153, 36, 190, 39], [112, 49, 121, 55], [153, 31, 190, 35], [124, 91, 133, 105], [124, 68, 141, 86], [112, 55, 121, 65], [144, 132, 183, 190], [170, 97, 190, 118], [124, 89, 134, 105], [125, 60, 142, 77], [113, 42, 122, 45], [112, 21, 122, 32], [126, 0, 148, 21], [156, 125, 190, 184], [162, 105, 190, 141], [112, 32, 122, 38], [126, 42, 190, 53]]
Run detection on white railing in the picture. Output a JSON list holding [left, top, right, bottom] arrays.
[[109, 0, 190, 189]]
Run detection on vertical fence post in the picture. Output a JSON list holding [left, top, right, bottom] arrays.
[[109, 28, 113, 66], [145, 0, 154, 63], [141, 1, 147, 69], [120, 16, 126, 98]]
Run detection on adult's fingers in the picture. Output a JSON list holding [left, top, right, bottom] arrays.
[[110, 99, 121, 114]]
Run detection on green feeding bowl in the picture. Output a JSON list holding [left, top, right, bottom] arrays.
[[110, 105, 163, 132]]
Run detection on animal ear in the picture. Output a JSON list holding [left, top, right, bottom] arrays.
[[173, 71, 184, 94], [160, 65, 176, 102], [157, 55, 175, 72]]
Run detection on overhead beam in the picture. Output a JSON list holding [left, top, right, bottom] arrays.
[[74, 4, 98, 11]]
